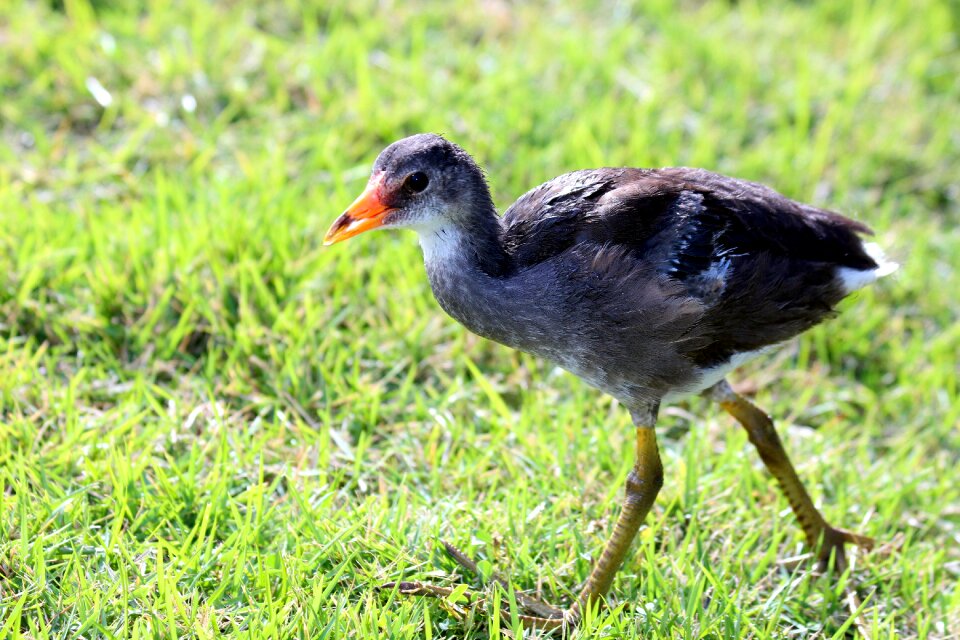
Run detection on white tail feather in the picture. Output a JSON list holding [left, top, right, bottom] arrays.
[[837, 241, 899, 293]]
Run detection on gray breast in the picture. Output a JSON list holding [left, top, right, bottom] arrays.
[[424, 250, 705, 412]]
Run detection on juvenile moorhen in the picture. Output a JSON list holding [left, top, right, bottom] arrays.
[[325, 134, 896, 630]]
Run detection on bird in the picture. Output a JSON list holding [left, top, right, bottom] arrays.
[[324, 133, 896, 631]]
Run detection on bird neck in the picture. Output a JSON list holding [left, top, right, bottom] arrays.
[[419, 214, 517, 347], [417, 201, 509, 278]]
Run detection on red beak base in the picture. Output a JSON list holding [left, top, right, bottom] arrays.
[[324, 175, 395, 245]]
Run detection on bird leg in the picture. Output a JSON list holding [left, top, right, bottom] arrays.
[[554, 424, 663, 627], [708, 380, 874, 571], [381, 413, 664, 632]]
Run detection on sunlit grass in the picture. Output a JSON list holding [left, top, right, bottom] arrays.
[[0, 0, 958, 638]]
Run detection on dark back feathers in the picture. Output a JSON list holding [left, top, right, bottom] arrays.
[[499, 167, 878, 367]]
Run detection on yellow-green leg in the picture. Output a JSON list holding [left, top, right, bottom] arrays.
[[708, 380, 874, 570], [558, 425, 663, 627]]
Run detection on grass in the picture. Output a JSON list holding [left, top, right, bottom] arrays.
[[1, 0, 958, 637]]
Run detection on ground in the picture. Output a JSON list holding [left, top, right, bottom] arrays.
[[1, 1, 958, 638]]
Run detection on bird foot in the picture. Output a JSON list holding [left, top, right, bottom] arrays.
[[379, 540, 575, 632], [377, 579, 484, 623], [815, 526, 875, 573]]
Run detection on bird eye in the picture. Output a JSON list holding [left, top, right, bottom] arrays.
[[405, 171, 429, 193]]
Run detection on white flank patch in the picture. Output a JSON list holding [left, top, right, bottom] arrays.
[[664, 346, 774, 401], [836, 241, 899, 293]]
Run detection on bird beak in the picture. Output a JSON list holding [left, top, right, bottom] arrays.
[[324, 175, 395, 245]]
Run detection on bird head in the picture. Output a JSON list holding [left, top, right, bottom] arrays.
[[324, 134, 492, 245]]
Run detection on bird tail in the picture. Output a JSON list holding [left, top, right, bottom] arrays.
[[837, 241, 899, 293]]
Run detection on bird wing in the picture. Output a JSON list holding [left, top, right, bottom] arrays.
[[501, 167, 879, 366], [502, 167, 877, 278]]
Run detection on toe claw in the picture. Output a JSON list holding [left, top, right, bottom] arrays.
[[513, 608, 579, 632], [837, 529, 875, 550]]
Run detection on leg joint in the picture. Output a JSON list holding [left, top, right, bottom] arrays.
[[625, 463, 664, 498]]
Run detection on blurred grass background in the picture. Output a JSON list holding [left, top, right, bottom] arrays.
[[1, 0, 958, 637]]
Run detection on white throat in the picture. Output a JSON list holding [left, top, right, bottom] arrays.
[[415, 223, 466, 265]]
